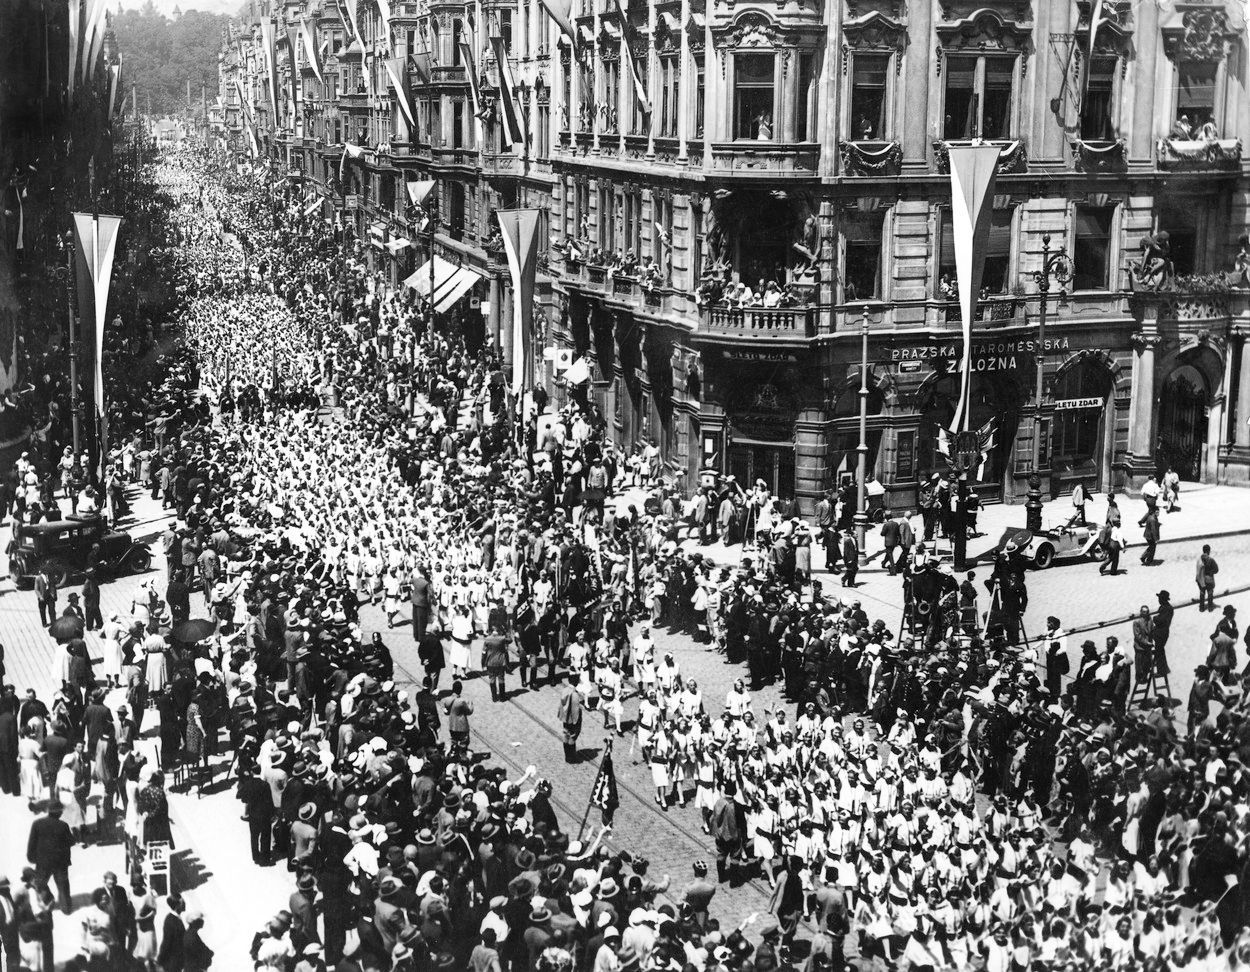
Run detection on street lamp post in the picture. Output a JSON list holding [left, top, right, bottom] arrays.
[[854, 305, 870, 561], [1025, 233, 1072, 530]]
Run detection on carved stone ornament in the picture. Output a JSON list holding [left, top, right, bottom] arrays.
[[839, 139, 902, 176], [1130, 330, 1161, 352], [1163, 8, 1233, 64], [841, 11, 909, 55], [714, 11, 780, 48], [935, 8, 1034, 55], [933, 139, 1028, 173]]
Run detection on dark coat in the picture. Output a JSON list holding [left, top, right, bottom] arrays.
[[26, 815, 74, 870]]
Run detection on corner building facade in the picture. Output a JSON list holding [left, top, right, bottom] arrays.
[[218, 0, 1250, 513]]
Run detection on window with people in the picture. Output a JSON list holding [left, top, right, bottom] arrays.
[[849, 53, 890, 140], [938, 206, 1013, 299], [943, 55, 1015, 140], [734, 53, 775, 140]]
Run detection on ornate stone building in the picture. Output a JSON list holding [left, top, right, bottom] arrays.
[[218, 0, 1250, 510]]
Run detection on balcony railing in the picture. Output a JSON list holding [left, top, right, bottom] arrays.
[[708, 141, 819, 178], [1156, 136, 1242, 170], [701, 305, 815, 337]]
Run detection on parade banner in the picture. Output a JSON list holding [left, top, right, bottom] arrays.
[[496, 209, 541, 395], [946, 143, 1000, 432], [72, 213, 123, 419], [490, 37, 525, 149]]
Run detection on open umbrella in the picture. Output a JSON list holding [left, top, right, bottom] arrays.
[[49, 615, 85, 642], [171, 618, 217, 643]]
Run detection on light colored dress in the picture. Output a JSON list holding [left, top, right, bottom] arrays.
[[19, 737, 44, 801], [144, 639, 169, 693]]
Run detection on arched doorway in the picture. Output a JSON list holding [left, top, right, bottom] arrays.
[[1157, 365, 1208, 481], [1050, 356, 1114, 494], [916, 367, 1025, 499]]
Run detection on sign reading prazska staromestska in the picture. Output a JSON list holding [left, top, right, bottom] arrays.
[[881, 336, 1073, 371]]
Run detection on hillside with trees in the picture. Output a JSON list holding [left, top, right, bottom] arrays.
[[113, 1, 231, 116]]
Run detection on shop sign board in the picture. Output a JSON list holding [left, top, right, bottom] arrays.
[[881, 336, 1072, 372], [1053, 397, 1104, 410], [722, 349, 798, 363]]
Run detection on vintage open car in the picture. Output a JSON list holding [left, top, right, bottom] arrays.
[[8, 515, 152, 588], [996, 520, 1104, 570]]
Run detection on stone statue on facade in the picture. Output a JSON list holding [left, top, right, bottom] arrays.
[[791, 213, 822, 280], [1131, 230, 1174, 292], [1229, 234, 1250, 288]]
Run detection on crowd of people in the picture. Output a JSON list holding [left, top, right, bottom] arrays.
[[3, 140, 1250, 972]]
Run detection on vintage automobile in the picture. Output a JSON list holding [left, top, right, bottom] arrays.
[[996, 521, 1104, 570], [8, 515, 152, 588]]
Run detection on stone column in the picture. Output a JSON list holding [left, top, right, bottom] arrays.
[[500, 283, 514, 378], [1124, 317, 1159, 489], [1236, 332, 1250, 448], [488, 273, 502, 352]]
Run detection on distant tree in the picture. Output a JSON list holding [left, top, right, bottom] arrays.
[[112, 4, 230, 116]]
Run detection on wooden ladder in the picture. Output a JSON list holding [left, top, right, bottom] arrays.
[[1130, 669, 1175, 708]]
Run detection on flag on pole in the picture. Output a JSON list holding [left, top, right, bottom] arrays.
[[564, 356, 590, 385], [611, 0, 652, 115], [946, 144, 1001, 433], [79, 0, 104, 84], [489, 37, 525, 149], [589, 751, 619, 817], [67, 0, 81, 104], [14, 189, 25, 252], [107, 62, 122, 117], [286, 26, 301, 124], [236, 80, 260, 157], [72, 213, 123, 420], [384, 57, 416, 137], [496, 209, 542, 395], [300, 17, 325, 85], [536, 0, 575, 44]]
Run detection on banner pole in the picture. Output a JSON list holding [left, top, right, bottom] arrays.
[[576, 736, 613, 841]]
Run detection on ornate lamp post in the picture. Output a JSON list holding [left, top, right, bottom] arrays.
[[1025, 233, 1072, 531]]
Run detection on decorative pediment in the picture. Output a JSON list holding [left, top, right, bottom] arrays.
[[713, 11, 781, 48], [936, 8, 1034, 54], [1162, 7, 1236, 63], [842, 10, 908, 51]]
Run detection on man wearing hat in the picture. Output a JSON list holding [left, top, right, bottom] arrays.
[[1153, 590, 1173, 678], [557, 674, 583, 764]]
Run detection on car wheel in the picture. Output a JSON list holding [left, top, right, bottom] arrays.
[[1033, 544, 1055, 569], [8, 555, 30, 588], [128, 550, 152, 574], [41, 559, 68, 587]]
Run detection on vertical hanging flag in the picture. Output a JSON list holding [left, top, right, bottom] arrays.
[[71, 213, 123, 420], [107, 62, 122, 117], [946, 144, 1001, 433], [14, 189, 25, 252], [236, 79, 260, 157], [339, 142, 366, 183], [496, 209, 542, 395], [78, 0, 101, 84], [459, 41, 483, 119], [260, 17, 279, 124], [300, 17, 325, 85], [1081, 0, 1115, 111], [286, 25, 301, 126], [67, 0, 81, 104], [406, 179, 435, 208], [341, 0, 362, 45], [376, 0, 393, 48], [490, 36, 525, 149], [85, 8, 109, 83], [536, 0, 575, 44], [384, 57, 416, 138], [611, 0, 652, 115], [411, 46, 432, 84]]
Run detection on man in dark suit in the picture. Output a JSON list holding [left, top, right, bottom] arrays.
[[26, 803, 73, 912], [410, 568, 431, 644], [0, 686, 18, 796], [158, 893, 187, 972], [236, 766, 275, 864], [34, 567, 57, 628], [166, 571, 191, 626], [880, 511, 901, 575], [556, 674, 582, 763], [102, 871, 135, 952]]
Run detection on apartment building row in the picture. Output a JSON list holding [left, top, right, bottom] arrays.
[[216, 0, 1250, 509]]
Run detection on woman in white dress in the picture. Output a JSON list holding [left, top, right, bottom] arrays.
[[18, 727, 44, 805], [448, 604, 474, 678], [144, 635, 169, 695], [99, 621, 125, 688]]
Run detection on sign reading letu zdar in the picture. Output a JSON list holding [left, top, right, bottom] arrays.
[[947, 144, 1002, 431], [72, 213, 123, 418]]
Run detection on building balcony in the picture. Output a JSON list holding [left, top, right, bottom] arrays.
[[431, 146, 477, 170], [1071, 138, 1126, 172], [698, 304, 815, 339], [432, 65, 467, 84], [1156, 136, 1242, 171], [932, 138, 1028, 173], [481, 151, 518, 177], [839, 140, 902, 177], [708, 141, 818, 179]]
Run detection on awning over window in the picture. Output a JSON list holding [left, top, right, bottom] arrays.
[[657, 12, 679, 33], [404, 256, 484, 313], [368, 220, 387, 249], [577, 24, 595, 44], [385, 237, 411, 254]]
